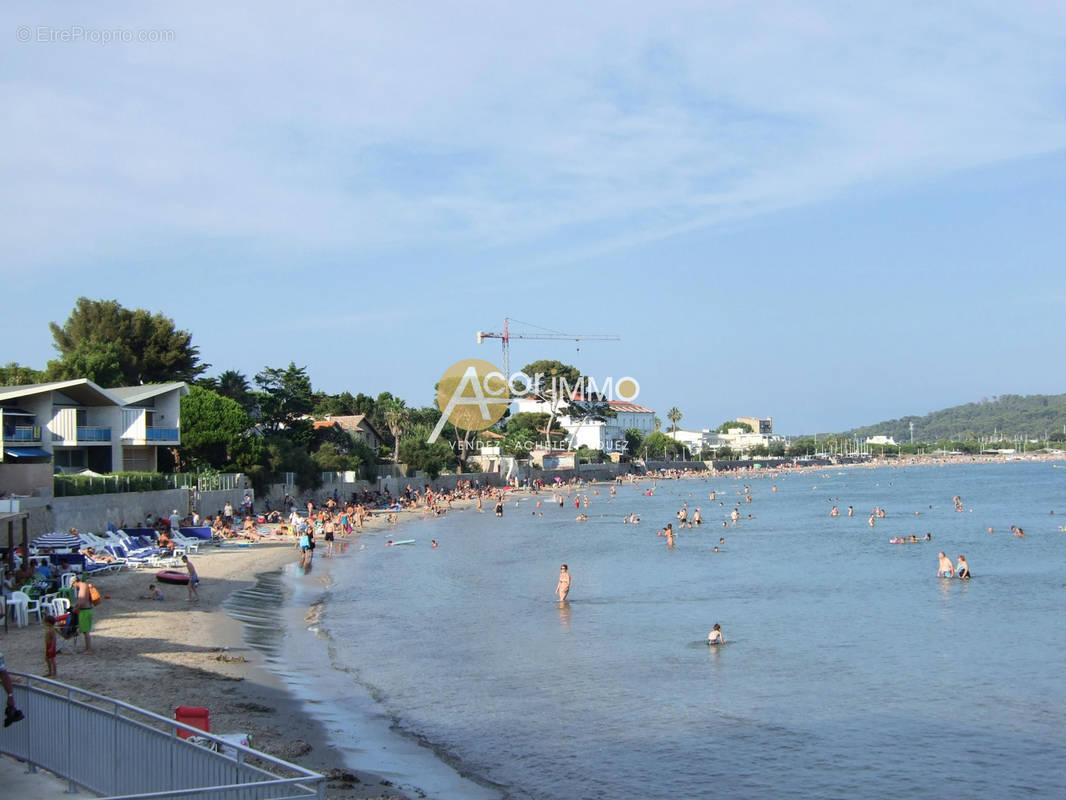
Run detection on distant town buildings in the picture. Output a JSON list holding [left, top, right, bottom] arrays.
[[513, 397, 656, 453], [669, 417, 783, 457], [736, 417, 773, 435]]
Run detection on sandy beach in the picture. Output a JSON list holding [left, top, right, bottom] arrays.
[[1, 520, 417, 800]]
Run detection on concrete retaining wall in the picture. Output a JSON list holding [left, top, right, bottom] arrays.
[[643, 460, 711, 472], [50, 489, 191, 534], [0, 462, 52, 496], [5, 487, 253, 538], [260, 472, 508, 510]]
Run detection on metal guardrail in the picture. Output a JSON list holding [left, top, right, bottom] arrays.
[[0, 673, 324, 799]]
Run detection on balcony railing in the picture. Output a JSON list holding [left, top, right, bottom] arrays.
[[145, 426, 180, 441], [3, 425, 42, 442], [76, 426, 111, 441]]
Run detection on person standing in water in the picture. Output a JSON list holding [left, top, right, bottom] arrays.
[[937, 552, 955, 578], [556, 564, 571, 602], [956, 554, 971, 579], [708, 623, 724, 644]]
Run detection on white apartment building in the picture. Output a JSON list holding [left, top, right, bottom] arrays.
[[1, 379, 187, 494], [513, 397, 656, 454]]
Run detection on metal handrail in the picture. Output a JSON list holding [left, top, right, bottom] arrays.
[[0, 673, 325, 799]]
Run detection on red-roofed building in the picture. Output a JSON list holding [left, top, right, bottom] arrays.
[[317, 414, 386, 450]]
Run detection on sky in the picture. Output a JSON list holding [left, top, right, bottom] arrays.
[[3, 1, 1065, 434]]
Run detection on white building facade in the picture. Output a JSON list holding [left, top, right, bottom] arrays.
[[513, 397, 656, 454], [1, 380, 188, 493]]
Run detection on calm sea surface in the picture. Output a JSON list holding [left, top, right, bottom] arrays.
[[244, 461, 1066, 799]]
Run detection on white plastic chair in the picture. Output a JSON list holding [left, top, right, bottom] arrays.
[[171, 531, 200, 554], [50, 597, 71, 616], [7, 590, 40, 627]]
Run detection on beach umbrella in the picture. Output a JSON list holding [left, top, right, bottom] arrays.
[[31, 531, 82, 550]]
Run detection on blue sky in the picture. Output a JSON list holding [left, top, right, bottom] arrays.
[[3, 1, 1065, 434]]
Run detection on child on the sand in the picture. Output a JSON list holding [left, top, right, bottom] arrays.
[[44, 615, 58, 676]]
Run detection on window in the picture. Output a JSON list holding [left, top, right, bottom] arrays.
[[54, 449, 87, 468]]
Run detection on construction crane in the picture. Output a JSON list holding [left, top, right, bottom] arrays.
[[477, 317, 620, 380]]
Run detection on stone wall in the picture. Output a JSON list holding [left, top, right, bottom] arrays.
[[4, 486, 253, 537], [642, 460, 711, 472], [50, 488, 192, 534], [0, 462, 53, 496], [257, 472, 507, 511]]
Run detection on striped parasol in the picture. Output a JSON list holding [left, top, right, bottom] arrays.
[[31, 531, 83, 550]]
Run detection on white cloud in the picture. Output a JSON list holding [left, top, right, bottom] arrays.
[[3, 0, 1066, 272]]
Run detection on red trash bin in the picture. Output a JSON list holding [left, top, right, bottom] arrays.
[[174, 706, 210, 739]]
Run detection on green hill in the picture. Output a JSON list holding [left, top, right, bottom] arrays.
[[843, 393, 1066, 444]]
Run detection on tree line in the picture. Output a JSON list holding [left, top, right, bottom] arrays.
[[0, 299, 699, 488]]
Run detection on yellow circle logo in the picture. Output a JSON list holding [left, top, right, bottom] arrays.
[[434, 358, 510, 434], [615, 377, 639, 401]]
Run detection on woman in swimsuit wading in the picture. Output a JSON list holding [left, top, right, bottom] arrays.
[[556, 564, 571, 602]]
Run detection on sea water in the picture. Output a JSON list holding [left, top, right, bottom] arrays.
[[254, 461, 1066, 799]]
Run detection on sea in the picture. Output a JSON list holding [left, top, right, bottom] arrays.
[[228, 460, 1066, 800]]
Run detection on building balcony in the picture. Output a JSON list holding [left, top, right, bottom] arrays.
[[3, 425, 42, 443], [52, 427, 112, 443], [145, 427, 180, 442]]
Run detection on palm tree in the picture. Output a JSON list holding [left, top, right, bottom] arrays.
[[381, 398, 410, 464], [216, 369, 253, 412], [667, 407, 682, 432], [653, 416, 662, 432]]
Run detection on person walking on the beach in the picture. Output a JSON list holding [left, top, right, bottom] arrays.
[[937, 552, 955, 578], [556, 564, 571, 602], [72, 578, 95, 653], [182, 554, 200, 602]]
